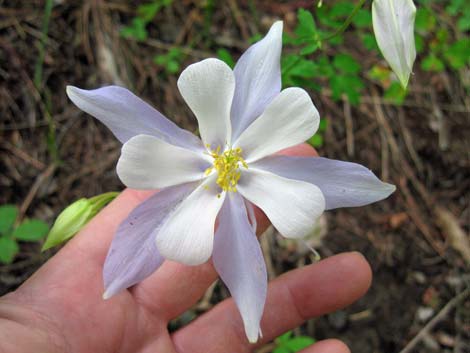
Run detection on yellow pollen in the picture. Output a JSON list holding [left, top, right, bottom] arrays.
[[205, 145, 248, 192]]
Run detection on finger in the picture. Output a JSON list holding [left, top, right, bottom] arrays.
[[300, 339, 350, 353], [132, 143, 317, 320], [171, 252, 371, 353]]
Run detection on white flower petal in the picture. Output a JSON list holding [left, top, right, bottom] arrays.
[[117, 135, 211, 189], [66, 85, 203, 151], [177, 58, 234, 148], [231, 21, 283, 141], [156, 176, 225, 265], [238, 168, 325, 239], [234, 87, 319, 163], [213, 193, 267, 343], [372, 0, 416, 88]]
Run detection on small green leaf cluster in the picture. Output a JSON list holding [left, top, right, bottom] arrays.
[[0, 205, 49, 264], [43, 192, 119, 251], [415, 3, 470, 74], [120, 0, 173, 41], [154, 47, 185, 75], [273, 331, 316, 353], [282, 6, 367, 105]]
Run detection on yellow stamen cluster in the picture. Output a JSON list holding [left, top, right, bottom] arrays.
[[205, 145, 248, 193]]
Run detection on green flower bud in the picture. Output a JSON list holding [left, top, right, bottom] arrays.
[[42, 192, 119, 251]]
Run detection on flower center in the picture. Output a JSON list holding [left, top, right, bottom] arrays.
[[205, 146, 248, 192]]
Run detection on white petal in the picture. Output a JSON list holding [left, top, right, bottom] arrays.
[[372, 0, 416, 88], [177, 58, 234, 148], [234, 87, 319, 163], [231, 21, 283, 141], [156, 176, 225, 265], [213, 193, 267, 343], [238, 168, 325, 239], [117, 135, 211, 189], [66, 85, 203, 151]]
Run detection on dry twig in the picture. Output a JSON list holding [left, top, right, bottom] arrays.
[[398, 288, 470, 353]]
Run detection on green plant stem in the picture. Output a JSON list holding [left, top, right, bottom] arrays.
[[320, 0, 367, 41], [34, 0, 53, 90]]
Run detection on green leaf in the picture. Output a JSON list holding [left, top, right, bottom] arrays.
[[384, 81, 407, 105], [274, 331, 316, 353], [154, 48, 184, 75], [415, 34, 425, 54], [333, 54, 361, 74], [289, 59, 318, 78], [154, 54, 167, 65], [421, 54, 445, 72], [361, 33, 379, 51], [120, 18, 148, 41], [137, 0, 172, 22], [329, 2, 355, 19], [329, 74, 364, 105], [272, 348, 290, 353], [217, 48, 235, 69], [42, 192, 119, 251], [444, 39, 470, 70], [284, 336, 316, 351], [415, 8, 436, 34], [0, 237, 19, 264], [319, 118, 328, 131], [316, 55, 335, 77], [137, 3, 159, 22], [166, 60, 180, 74], [457, 12, 470, 31], [352, 9, 372, 28], [296, 9, 317, 38], [300, 43, 318, 55], [308, 134, 324, 147], [13, 219, 49, 241], [446, 0, 465, 15], [0, 205, 18, 235], [275, 331, 293, 344]]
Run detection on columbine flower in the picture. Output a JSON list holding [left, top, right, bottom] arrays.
[[66, 21, 395, 343]]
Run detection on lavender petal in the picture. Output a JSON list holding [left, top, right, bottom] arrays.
[[213, 192, 267, 343], [230, 21, 283, 141], [66, 85, 204, 151], [251, 156, 396, 210], [103, 182, 196, 298]]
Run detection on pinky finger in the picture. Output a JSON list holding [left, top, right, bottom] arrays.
[[300, 339, 350, 353]]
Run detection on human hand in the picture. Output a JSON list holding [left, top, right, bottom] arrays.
[[0, 144, 372, 353]]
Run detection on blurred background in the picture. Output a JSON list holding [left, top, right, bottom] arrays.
[[0, 1, 469, 352]]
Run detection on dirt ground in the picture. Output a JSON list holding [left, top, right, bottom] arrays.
[[0, 1, 469, 353]]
